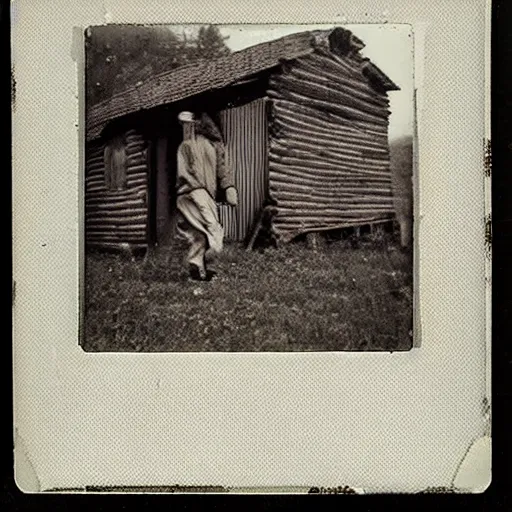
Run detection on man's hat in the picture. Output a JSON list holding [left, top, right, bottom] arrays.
[[178, 111, 195, 123]]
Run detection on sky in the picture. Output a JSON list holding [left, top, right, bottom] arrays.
[[171, 24, 414, 142]]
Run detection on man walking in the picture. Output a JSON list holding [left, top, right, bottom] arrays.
[[175, 111, 238, 281]]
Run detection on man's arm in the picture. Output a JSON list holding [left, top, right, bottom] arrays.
[[215, 143, 238, 206]]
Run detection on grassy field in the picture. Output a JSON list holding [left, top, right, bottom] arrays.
[[82, 233, 413, 352]]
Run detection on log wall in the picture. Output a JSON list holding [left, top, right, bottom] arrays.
[[267, 51, 395, 242], [85, 129, 149, 250]]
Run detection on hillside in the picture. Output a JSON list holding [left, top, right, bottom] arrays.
[[389, 135, 414, 246]]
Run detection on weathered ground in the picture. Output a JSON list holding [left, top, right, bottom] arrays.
[[83, 234, 413, 352]]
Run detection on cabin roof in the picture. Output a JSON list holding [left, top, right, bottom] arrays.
[[86, 27, 400, 141]]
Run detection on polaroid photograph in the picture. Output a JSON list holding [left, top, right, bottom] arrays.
[[12, 0, 491, 495], [82, 23, 415, 353]]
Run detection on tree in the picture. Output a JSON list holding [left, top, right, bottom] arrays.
[[194, 25, 230, 61], [85, 24, 231, 106]]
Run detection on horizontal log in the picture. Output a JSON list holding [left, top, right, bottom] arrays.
[[292, 59, 388, 107], [86, 162, 106, 173], [86, 214, 147, 224], [86, 235, 147, 244], [85, 169, 105, 179], [271, 99, 389, 144], [85, 170, 105, 182], [275, 199, 394, 212], [271, 73, 389, 120], [85, 206, 146, 217], [86, 241, 148, 250], [86, 181, 117, 193], [270, 88, 390, 138], [86, 218, 147, 229], [275, 209, 393, 219], [269, 162, 392, 186], [269, 180, 393, 198], [87, 154, 105, 167], [273, 72, 389, 119], [126, 163, 148, 174], [268, 157, 392, 181], [269, 78, 388, 127], [86, 184, 145, 195], [269, 173, 392, 196], [126, 149, 145, 159], [272, 220, 394, 241], [270, 136, 390, 166], [86, 184, 108, 194], [272, 111, 389, 150], [126, 148, 145, 159], [126, 155, 146, 167], [274, 200, 394, 213], [87, 182, 146, 192], [85, 184, 136, 195], [305, 50, 364, 82], [85, 204, 146, 215], [86, 196, 146, 206], [126, 141, 145, 150], [125, 174, 148, 185], [87, 232, 147, 241], [270, 141, 391, 174], [126, 178, 147, 188], [268, 90, 389, 139], [85, 187, 146, 203], [275, 194, 395, 209], [300, 51, 389, 104], [270, 182, 392, 200], [86, 221, 147, 230], [272, 108, 389, 154], [86, 225, 147, 235], [86, 228, 147, 237], [86, 201, 146, 214], [269, 181, 393, 199], [271, 136, 388, 163], [86, 212, 146, 223], [324, 51, 367, 76], [86, 164, 106, 174], [273, 127, 390, 161], [274, 217, 390, 227], [87, 231, 146, 240], [85, 179, 107, 189], [273, 219, 389, 232], [274, 189, 394, 204]]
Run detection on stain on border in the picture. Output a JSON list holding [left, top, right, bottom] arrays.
[[485, 213, 492, 259], [483, 138, 491, 178]]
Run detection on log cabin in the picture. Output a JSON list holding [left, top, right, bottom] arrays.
[[85, 27, 401, 252]]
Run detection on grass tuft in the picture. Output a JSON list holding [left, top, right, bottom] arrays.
[[83, 235, 413, 352]]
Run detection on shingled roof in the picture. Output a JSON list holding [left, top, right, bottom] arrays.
[[86, 28, 399, 141]]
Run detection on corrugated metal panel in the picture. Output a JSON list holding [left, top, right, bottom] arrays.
[[218, 98, 269, 242], [268, 52, 395, 243], [85, 129, 149, 250]]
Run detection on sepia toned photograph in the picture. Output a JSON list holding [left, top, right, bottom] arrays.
[[12, 0, 491, 493], [83, 24, 414, 353]]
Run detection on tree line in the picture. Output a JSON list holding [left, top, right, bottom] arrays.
[[85, 25, 231, 106]]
